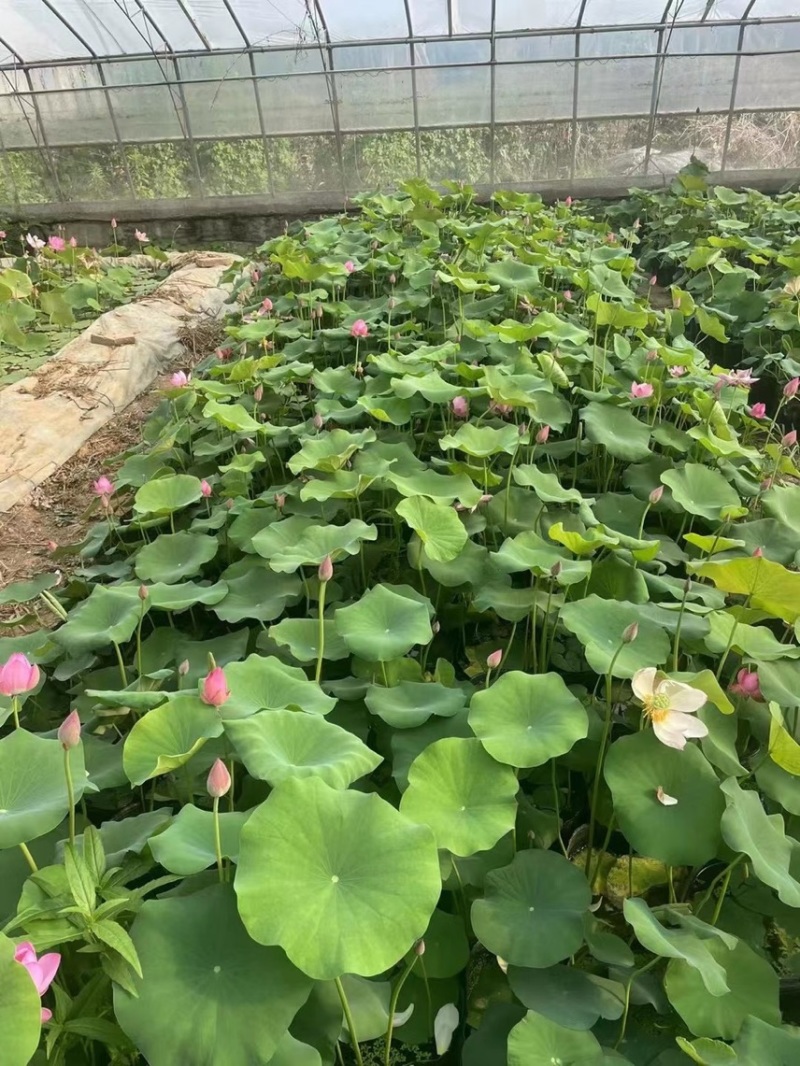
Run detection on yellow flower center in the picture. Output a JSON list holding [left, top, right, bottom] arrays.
[[642, 692, 671, 723]]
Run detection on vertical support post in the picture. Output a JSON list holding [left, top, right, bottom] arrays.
[[569, 1, 589, 182], [309, 2, 347, 200], [644, 3, 675, 178], [402, 0, 422, 178], [721, 1, 757, 174], [489, 0, 497, 188]]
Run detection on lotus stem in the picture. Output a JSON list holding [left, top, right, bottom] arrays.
[[383, 954, 418, 1066], [587, 640, 625, 888], [315, 579, 327, 685], [19, 842, 38, 873], [11, 695, 19, 730], [213, 796, 225, 883], [64, 748, 76, 847], [334, 976, 364, 1066], [112, 641, 128, 688]]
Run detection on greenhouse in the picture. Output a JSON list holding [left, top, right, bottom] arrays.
[[2, 3, 800, 1066]]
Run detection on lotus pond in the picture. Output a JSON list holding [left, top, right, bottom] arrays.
[[3, 171, 800, 1066]]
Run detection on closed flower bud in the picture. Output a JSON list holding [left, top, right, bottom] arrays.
[[752, 546, 764, 558], [254, 384, 263, 402], [535, 425, 550, 444], [319, 554, 333, 582], [622, 622, 639, 644], [201, 666, 230, 708], [58, 709, 81, 750], [782, 430, 797, 448], [649, 485, 664, 504], [414, 939, 426, 956], [784, 377, 799, 399], [178, 659, 190, 676], [486, 649, 502, 670], [200, 480, 212, 498], [138, 585, 149, 601], [550, 560, 562, 578], [207, 758, 232, 799]]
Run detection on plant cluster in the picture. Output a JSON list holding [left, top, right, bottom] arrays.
[[3, 177, 800, 1065]]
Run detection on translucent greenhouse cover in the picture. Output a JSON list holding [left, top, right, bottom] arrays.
[[0, 1, 799, 206]]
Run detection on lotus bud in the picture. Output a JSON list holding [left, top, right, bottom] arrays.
[[225, 498, 234, 510], [58, 709, 81, 750], [782, 430, 797, 447], [254, 384, 263, 402], [389, 273, 396, 285], [415, 939, 426, 956], [178, 659, 190, 676], [536, 425, 550, 444], [649, 485, 664, 505], [313, 413, 324, 429], [136, 585, 148, 603], [649, 275, 657, 286], [201, 667, 230, 708], [518, 422, 528, 436], [622, 622, 639, 644], [0, 653, 40, 697], [201, 480, 212, 498], [432, 621, 440, 635], [207, 758, 232, 799], [486, 649, 502, 670], [550, 560, 562, 578], [388, 296, 398, 310], [318, 555, 333, 583], [784, 377, 799, 399], [752, 546, 764, 558], [46, 540, 58, 553]]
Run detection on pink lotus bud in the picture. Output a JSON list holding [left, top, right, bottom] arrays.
[[748, 402, 767, 419], [519, 422, 528, 436], [251, 270, 261, 283], [110, 217, 117, 229], [313, 413, 324, 429], [200, 480, 212, 497], [46, 539, 58, 553], [254, 384, 264, 402], [565, 196, 573, 206], [649, 275, 657, 287], [178, 659, 190, 676], [69, 236, 77, 248], [389, 273, 396, 285], [535, 425, 551, 444], [752, 546, 764, 557], [486, 649, 502, 670], [200, 667, 230, 708], [0, 231, 6, 240], [261, 297, 273, 313], [649, 486, 664, 504], [0, 653, 40, 697], [451, 396, 469, 420], [729, 667, 762, 701], [563, 289, 573, 301], [274, 492, 286, 509], [550, 560, 562, 578], [319, 554, 333, 583], [388, 296, 398, 310], [782, 430, 797, 447], [58, 709, 81, 750], [138, 585, 148, 602], [207, 758, 232, 798], [92, 475, 114, 498], [344, 260, 355, 273], [216, 347, 232, 361], [622, 622, 639, 644], [630, 382, 654, 400], [669, 365, 686, 377], [784, 377, 799, 399], [646, 350, 659, 363], [350, 319, 369, 339], [415, 939, 426, 956], [170, 370, 188, 387]]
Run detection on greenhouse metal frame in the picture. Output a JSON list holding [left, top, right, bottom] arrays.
[[0, 1, 799, 213]]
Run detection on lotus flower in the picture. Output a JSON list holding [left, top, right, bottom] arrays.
[[350, 319, 369, 338], [630, 382, 654, 400], [782, 430, 797, 448], [0, 653, 40, 697], [748, 402, 767, 419], [92, 475, 114, 498], [451, 396, 469, 420], [261, 297, 273, 313], [274, 492, 286, 509], [134, 229, 148, 243], [200, 479, 212, 498], [26, 233, 45, 251], [200, 667, 230, 708], [14, 942, 60, 1022], [669, 365, 686, 377], [0, 230, 6, 239], [170, 370, 189, 387], [631, 667, 708, 750], [715, 369, 759, 392], [344, 260, 355, 273], [207, 758, 232, 798], [47, 235, 65, 251], [57, 710, 81, 750], [729, 668, 762, 701]]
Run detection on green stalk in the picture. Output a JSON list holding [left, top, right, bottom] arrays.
[[213, 797, 225, 883], [19, 842, 38, 873], [11, 695, 19, 730], [335, 976, 364, 1066], [112, 641, 128, 687], [615, 956, 661, 1050], [587, 641, 625, 886], [315, 579, 327, 685], [383, 954, 419, 1066], [672, 580, 691, 672], [64, 748, 76, 847]]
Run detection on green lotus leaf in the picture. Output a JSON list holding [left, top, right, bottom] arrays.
[[485, 260, 540, 290], [299, 471, 374, 501], [227, 504, 279, 552], [623, 899, 735, 996], [720, 775, 800, 906], [141, 580, 228, 611], [705, 612, 800, 662], [149, 804, 249, 875], [267, 1033, 323, 1066], [133, 475, 203, 516], [0, 571, 58, 606], [365, 681, 466, 729], [53, 585, 143, 654], [399, 738, 518, 856], [213, 561, 302, 623], [758, 659, 800, 708], [463, 1003, 527, 1066], [223, 655, 337, 719], [396, 497, 467, 562], [202, 398, 261, 433], [390, 710, 474, 792], [0, 933, 42, 1066], [580, 402, 652, 461], [74, 810, 171, 868], [115, 884, 312, 1066], [586, 556, 649, 603], [225, 708, 381, 789], [512, 465, 584, 505], [733, 1015, 800, 1065], [604, 732, 724, 866], [122, 695, 224, 786], [675, 1036, 738, 1066], [269, 619, 350, 663], [334, 584, 433, 661], [250, 515, 314, 560], [469, 671, 588, 768], [386, 467, 483, 509], [0, 730, 87, 848], [665, 939, 780, 1040], [689, 556, 800, 625], [547, 522, 621, 557], [508, 965, 624, 1030], [265, 520, 378, 573], [491, 532, 590, 584], [235, 778, 441, 979], [439, 423, 521, 458], [391, 370, 468, 403], [763, 484, 800, 531], [661, 463, 742, 523], [560, 596, 670, 678], [288, 428, 377, 475], [135, 533, 218, 584], [404, 908, 469, 979], [471, 850, 591, 968]]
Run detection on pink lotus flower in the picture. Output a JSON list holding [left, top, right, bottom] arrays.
[[0, 653, 40, 697], [451, 396, 469, 420], [715, 369, 759, 392], [200, 479, 212, 498], [490, 402, 513, 417], [216, 347, 232, 361], [785, 377, 799, 399], [26, 233, 45, 251], [632, 667, 708, 750], [350, 319, 369, 339], [486, 649, 502, 670], [563, 289, 573, 301], [344, 260, 355, 273], [630, 382, 654, 400], [207, 758, 232, 798], [536, 425, 550, 444], [261, 297, 273, 313], [646, 350, 659, 363], [748, 402, 767, 419], [200, 666, 230, 708], [14, 943, 60, 1022], [668, 365, 686, 378], [318, 554, 333, 582], [69, 236, 77, 248], [57, 710, 81, 750], [565, 196, 573, 207], [47, 236, 65, 251], [111, 217, 117, 230], [782, 430, 798, 447], [0, 230, 6, 239], [92, 475, 114, 498], [752, 546, 764, 557], [170, 371, 189, 387], [134, 229, 148, 243], [251, 270, 261, 283], [730, 668, 762, 701]]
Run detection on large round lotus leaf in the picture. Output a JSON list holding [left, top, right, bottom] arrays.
[[0, 933, 42, 1066], [135, 532, 218, 584], [222, 655, 336, 719], [268, 619, 350, 663], [288, 428, 376, 475], [439, 423, 520, 458], [133, 474, 203, 516], [235, 777, 441, 980], [734, 1016, 800, 1065], [491, 532, 590, 585], [334, 585, 433, 661], [661, 464, 741, 523], [365, 681, 467, 729], [149, 804, 249, 875], [390, 710, 474, 792], [267, 1033, 322, 1066], [559, 596, 670, 678], [123, 695, 223, 786], [53, 585, 143, 654], [665, 939, 780, 1040], [463, 1003, 527, 1066], [604, 732, 723, 867], [114, 883, 313, 1066], [0, 729, 87, 848], [266, 520, 378, 573], [508, 965, 624, 1030], [396, 497, 467, 562], [399, 738, 518, 856], [507, 1010, 602, 1066], [225, 709, 381, 789], [251, 516, 314, 560], [404, 908, 469, 979], [143, 580, 228, 611], [581, 402, 652, 462], [214, 563, 302, 624], [468, 672, 588, 768], [471, 849, 591, 968]]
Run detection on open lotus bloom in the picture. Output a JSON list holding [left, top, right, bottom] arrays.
[[14, 942, 60, 1022], [631, 667, 708, 750]]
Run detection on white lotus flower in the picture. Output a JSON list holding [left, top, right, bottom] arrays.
[[632, 667, 708, 750], [434, 1004, 459, 1056]]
